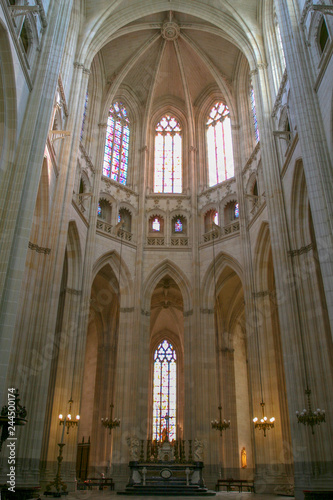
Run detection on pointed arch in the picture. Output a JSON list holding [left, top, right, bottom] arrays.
[[253, 221, 271, 291], [290, 159, 311, 249], [142, 259, 192, 313], [201, 251, 243, 310], [66, 221, 83, 291], [92, 250, 133, 309]]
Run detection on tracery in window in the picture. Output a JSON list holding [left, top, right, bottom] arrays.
[[153, 340, 177, 442], [154, 115, 182, 194], [103, 102, 130, 185], [206, 102, 234, 187], [250, 86, 260, 143]]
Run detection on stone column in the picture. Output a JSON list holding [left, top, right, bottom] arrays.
[[276, 1, 333, 336], [0, 0, 74, 405], [251, 60, 333, 496]]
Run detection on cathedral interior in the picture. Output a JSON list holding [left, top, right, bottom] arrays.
[[0, 1, 332, 499]]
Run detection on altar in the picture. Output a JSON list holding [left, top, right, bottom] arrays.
[[118, 440, 216, 496]]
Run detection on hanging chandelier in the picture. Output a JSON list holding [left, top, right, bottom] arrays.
[[211, 405, 230, 436], [58, 399, 80, 434], [253, 401, 275, 437], [296, 387, 325, 434], [101, 404, 120, 434]]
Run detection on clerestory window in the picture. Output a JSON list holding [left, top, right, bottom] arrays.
[[154, 115, 182, 193], [103, 102, 130, 185], [206, 102, 234, 186]]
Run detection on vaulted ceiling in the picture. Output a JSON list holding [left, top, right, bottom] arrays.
[[82, 1, 265, 115]]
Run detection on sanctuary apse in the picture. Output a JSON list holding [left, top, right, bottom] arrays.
[[0, 1, 332, 499]]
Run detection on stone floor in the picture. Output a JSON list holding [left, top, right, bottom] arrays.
[[40, 492, 295, 500]]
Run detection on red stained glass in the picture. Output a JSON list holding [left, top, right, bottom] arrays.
[[153, 340, 177, 442]]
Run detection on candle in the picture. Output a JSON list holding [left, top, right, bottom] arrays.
[[60, 416, 66, 444]]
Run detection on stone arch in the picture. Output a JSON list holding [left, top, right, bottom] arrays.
[[66, 221, 83, 292], [290, 159, 311, 250], [253, 221, 271, 291], [30, 156, 50, 247], [92, 251, 133, 309], [142, 259, 192, 314], [201, 251, 243, 310]]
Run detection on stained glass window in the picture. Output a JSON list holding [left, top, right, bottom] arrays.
[[214, 211, 219, 226], [97, 202, 102, 217], [103, 102, 130, 185], [206, 102, 234, 187], [175, 219, 182, 232], [153, 340, 177, 442], [154, 115, 182, 194], [152, 218, 161, 232], [234, 203, 239, 219], [80, 90, 89, 142], [250, 86, 260, 143]]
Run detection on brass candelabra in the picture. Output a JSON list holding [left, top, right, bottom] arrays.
[[253, 401, 275, 437], [296, 387, 325, 434], [101, 404, 120, 434], [211, 405, 230, 436]]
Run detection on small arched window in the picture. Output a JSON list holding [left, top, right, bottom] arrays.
[[118, 207, 131, 233], [153, 340, 177, 442], [172, 215, 187, 234], [206, 102, 234, 186], [149, 215, 164, 233], [154, 115, 182, 194], [103, 102, 130, 185], [97, 199, 112, 223], [224, 201, 239, 224], [204, 209, 218, 233]]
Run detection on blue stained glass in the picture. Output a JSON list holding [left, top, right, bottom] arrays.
[[175, 219, 182, 232], [103, 101, 130, 184], [234, 203, 239, 218], [153, 340, 177, 442]]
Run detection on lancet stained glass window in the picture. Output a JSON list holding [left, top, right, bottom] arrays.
[[103, 102, 130, 185], [153, 340, 177, 442], [154, 115, 182, 193], [206, 102, 234, 186], [250, 86, 260, 143]]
